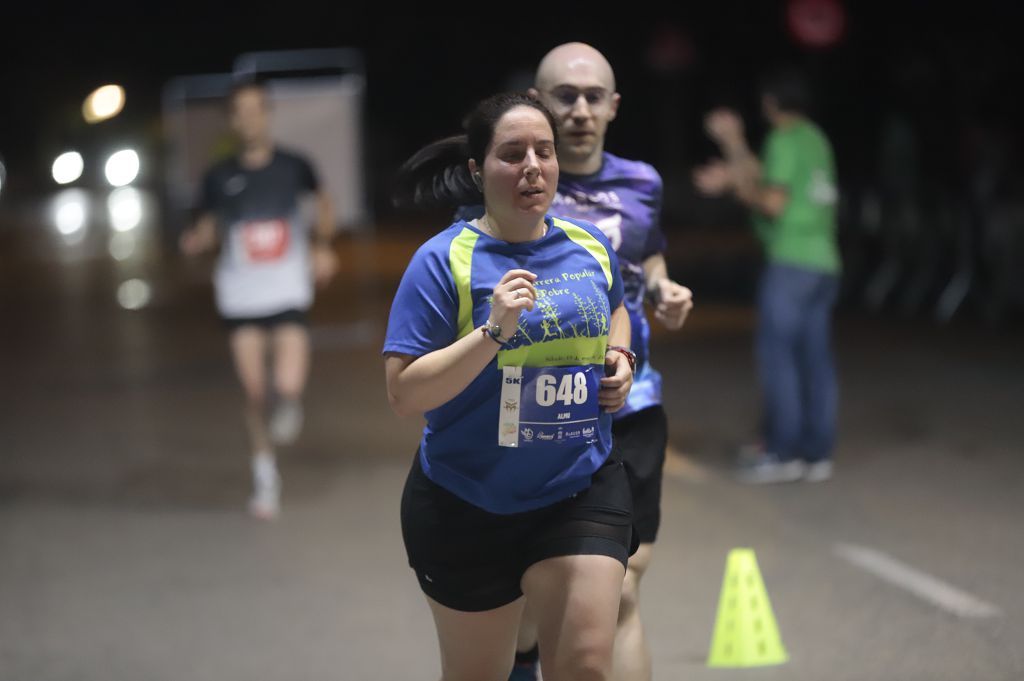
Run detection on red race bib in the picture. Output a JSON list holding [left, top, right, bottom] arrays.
[[241, 219, 290, 262]]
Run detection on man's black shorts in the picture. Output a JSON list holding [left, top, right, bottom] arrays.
[[613, 405, 668, 544]]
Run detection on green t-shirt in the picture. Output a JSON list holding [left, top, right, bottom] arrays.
[[754, 119, 840, 273]]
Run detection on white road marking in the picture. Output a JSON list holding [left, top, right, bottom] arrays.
[[834, 543, 1000, 619]]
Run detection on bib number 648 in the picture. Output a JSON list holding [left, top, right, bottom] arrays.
[[536, 372, 589, 406]]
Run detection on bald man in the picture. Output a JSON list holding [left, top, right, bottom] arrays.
[[501, 43, 693, 681]]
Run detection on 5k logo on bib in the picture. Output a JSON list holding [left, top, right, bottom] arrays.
[[242, 219, 290, 262], [498, 366, 600, 448]]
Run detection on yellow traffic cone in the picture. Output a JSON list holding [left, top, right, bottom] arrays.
[[707, 548, 789, 668]]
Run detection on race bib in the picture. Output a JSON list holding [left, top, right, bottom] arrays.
[[241, 219, 290, 262], [498, 365, 600, 448]]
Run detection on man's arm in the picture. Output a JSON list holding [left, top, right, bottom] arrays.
[[312, 191, 335, 247], [310, 190, 339, 286], [642, 253, 693, 331], [721, 144, 787, 218], [180, 213, 218, 255]]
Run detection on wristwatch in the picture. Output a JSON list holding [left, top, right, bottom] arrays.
[[482, 320, 508, 344], [607, 345, 636, 373]]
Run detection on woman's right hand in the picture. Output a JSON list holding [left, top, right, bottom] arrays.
[[489, 269, 538, 336]]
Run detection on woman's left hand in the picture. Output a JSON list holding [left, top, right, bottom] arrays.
[[599, 350, 633, 413]]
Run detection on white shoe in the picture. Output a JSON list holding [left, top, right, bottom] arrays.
[[249, 453, 281, 520], [736, 456, 806, 484], [269, 399, 304, 446], [248, 483, 280, 520], [803, 460, 834, 483]]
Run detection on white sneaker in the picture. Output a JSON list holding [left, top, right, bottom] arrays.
[[736, 457, 806, 484], [248, 482, 280, 520], [269, 399, 304, 446], [803, 460, 834, 483], [249, 453, 281, 520]]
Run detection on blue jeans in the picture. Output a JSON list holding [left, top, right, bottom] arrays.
[[756, 263, 839, 462]]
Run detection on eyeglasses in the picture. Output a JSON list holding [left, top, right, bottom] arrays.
[[544, 86, 611, 111]]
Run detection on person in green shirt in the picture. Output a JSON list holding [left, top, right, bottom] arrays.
[[695, 67, 840, 483]]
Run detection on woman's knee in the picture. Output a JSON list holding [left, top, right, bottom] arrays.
[[545, 641, 613, 681]]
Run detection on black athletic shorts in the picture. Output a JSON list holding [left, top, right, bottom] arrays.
[[612, 405, 668, 544], [401, 452, 638, 612], [221, 308, 308, 331]]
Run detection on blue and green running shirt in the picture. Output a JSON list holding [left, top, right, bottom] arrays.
[[384, 215, 625, 514], [456, 152, 666, 418]]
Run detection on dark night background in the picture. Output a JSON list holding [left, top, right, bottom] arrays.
[[2, 1, 1024, 318], [3, 7, 1024, 679], [3, 3, 1022, 197]]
